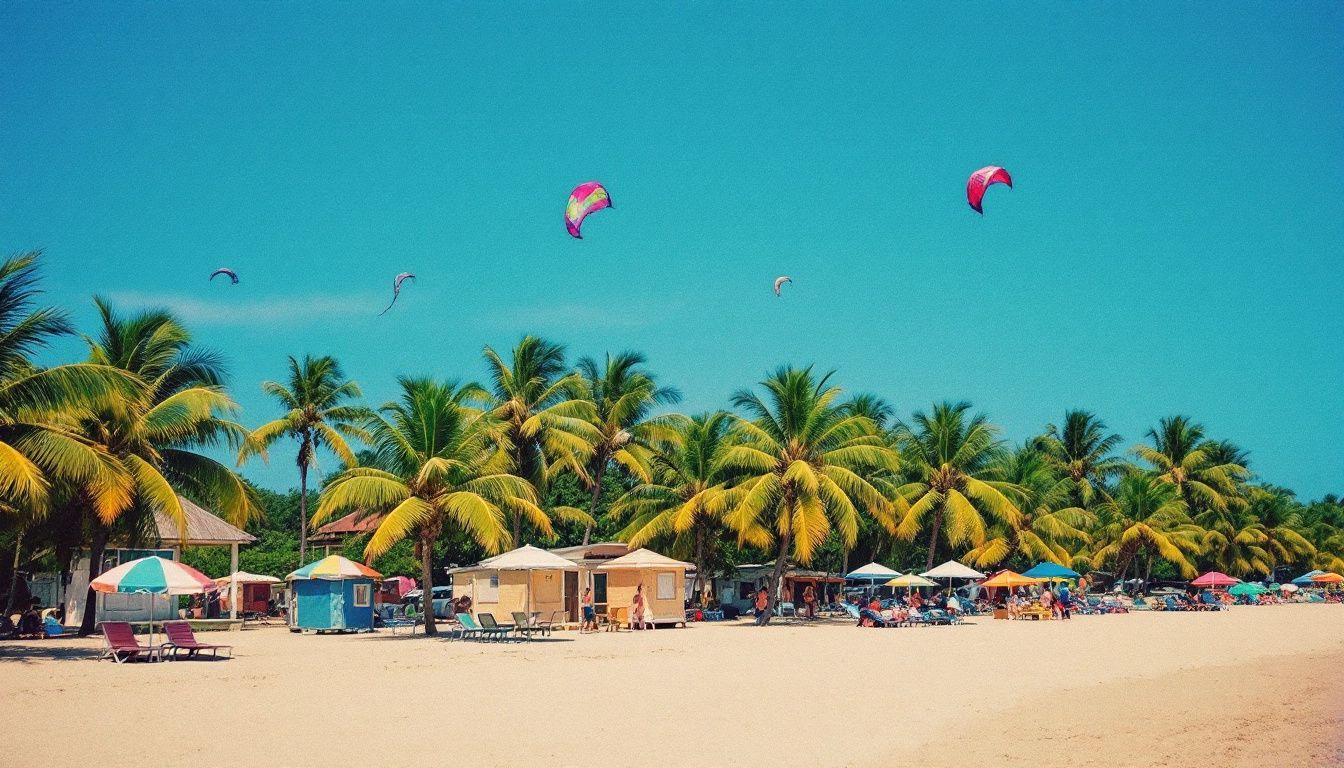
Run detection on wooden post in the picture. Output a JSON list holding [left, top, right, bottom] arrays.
[[229, 543, 239, 620]]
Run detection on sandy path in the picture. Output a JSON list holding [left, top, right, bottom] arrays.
[[1, 605, 1340, 768]]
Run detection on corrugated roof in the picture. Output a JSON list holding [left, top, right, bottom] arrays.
[[310, 509, 383, 542], [154, 496, 256, 545]]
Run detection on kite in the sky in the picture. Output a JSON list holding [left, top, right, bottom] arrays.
[[565, 182, 612, 238], [966, 166, 1012, 213], [209, 267, 239, 284], [379, 272, 416, 316], [773, 276, 792, 297]]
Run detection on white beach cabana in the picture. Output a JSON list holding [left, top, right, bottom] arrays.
[[450, 545, 578, 619], [596, 548, 691, 625]]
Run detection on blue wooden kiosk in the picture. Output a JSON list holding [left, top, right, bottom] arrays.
[[286, 555, 382, 633]]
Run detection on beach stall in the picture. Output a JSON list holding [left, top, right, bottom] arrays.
[[596, 548, 690, 627], [447, 545, 579, 624], [216, 571, 281, 618], [286, 556, 382, 633]]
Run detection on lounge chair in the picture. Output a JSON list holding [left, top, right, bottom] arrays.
[[1162, 595, 1187, 612], [475, 613, 516, 641], [454, 613, 484, 641], [1198, 592, 1225, 611], [603, 606, 628, 631], [99, 621, 164, 663], [162, 621, 233, 660], [511, 612, 548, 639]]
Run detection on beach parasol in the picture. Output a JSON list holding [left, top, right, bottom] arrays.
[[920, 560, 985, 597], [1022, 562, 1081, 582], [846, 562, 902, 599], [1280, 583, 1299, 593], [287, 555, 382, 580], [1190, 571, 1240, 589], [1291, 570, 1324, 586], [215, 571, 281, 586], [1228, 582, 1267, 597], [1310, 572, 1343, 585], [884, 573, 937, 597], [91, 555, 215, 650], [980, 570, 1041, 589]]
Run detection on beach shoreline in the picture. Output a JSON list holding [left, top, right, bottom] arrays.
[[2, 605, 1340, 768]]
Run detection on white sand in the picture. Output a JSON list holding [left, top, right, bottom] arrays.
[[2, 605, 1341, 768]]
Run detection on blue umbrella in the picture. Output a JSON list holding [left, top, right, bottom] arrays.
[[1022, 562, 1081, 581], [1292, 569, 1324, 586]]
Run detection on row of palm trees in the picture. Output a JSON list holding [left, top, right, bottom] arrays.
[[2, 250, 1341, 635]]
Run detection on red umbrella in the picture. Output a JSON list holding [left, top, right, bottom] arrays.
[[1191, 571, 1240, 588]]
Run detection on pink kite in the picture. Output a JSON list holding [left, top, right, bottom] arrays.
[[966, 166, 1012, 214], [565, 182, 612, 238]]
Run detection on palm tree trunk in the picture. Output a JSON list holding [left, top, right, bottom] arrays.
[[925, 511, 943, 571], [691, 524, 706, 607], [581, 461, 606, 547], [298, 460, 309, 566], [762, 533, 791, 626], [78, 526, 109, 636], [4, 529, 23, 615], [419, 535, 437, 637]]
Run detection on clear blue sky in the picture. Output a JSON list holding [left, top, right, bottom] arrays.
[[2, 4, 1341, 497]]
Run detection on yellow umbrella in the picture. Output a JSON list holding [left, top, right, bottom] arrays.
[[980, 570, 1041, 589], [884, 573, 938, 588]]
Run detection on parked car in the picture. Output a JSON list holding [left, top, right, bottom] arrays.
[[403, 586, 454, 619]]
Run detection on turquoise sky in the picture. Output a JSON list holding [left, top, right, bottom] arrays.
[[3, 4, 1341, 496]]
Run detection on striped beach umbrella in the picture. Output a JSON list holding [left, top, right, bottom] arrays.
[[91, 556, 215, 649], [287, 555, 382, 581], [91, 555, 215, 595]]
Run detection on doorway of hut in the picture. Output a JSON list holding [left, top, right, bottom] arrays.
[[564, 570, 579, 622]]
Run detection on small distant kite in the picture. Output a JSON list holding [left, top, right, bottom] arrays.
[[209, 267, 239, 284], [379, 272, 416, 316], [966, 166, 1013, 214], [773, 276, 792, 297], [565, 182, 612, 238]]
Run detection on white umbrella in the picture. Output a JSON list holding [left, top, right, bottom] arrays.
[[920, 559, 987, 599]]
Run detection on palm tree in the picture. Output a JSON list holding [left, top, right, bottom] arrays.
[[721, 367, 899, 622], [239, 355, 370, 564], [608, 412, 736, 602], [0, 253, 135, 517], [482, 336, 598, 544], [1034, 410, 1126, 506], [1244, 485, 1315, 571], [575, 351, 681, 545], [75, 298, 260, 634], [1133, 416, 1248, 518], [964, 443, 1092, 570], [314, 377, 529, 636], [893, 401, 1024, 571], [1091, 473, 1204, 581]]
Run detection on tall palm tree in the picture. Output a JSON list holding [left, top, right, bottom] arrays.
[[1133, 416, 1248, 518], [893, 401, 1024, 571], [965, 443, 1092, 570], [1091, 473, 1204, 581], [482, 336, 598, 545], [608, 412, 736, 602], [0, 253, 135, 516], [75, 298, 260, 634], [721, 367, 899, 622], [575, 351, 681, 545], [239, 355, 370, 564], [1034, 410, 1126, 506], [1244, 485, 1315, 571], [314, 377, 528, 636]]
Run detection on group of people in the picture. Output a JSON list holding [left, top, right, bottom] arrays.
[[1002, 583, 1074, 620], [578, 583, 655, 632]]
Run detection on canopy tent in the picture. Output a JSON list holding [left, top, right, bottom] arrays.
[[480, 545, 578, 616], [920, 560, 986, 580], [1291, 570, 1324, 586], [1022, 562, 1081, 581], [596, 548, 692, 570], [91, 555, 214, 649], [1228, 582, 1267, 597], [1190, 571, 1240, 588]]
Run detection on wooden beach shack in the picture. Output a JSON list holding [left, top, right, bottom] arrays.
[[446, 545, 578, 624]]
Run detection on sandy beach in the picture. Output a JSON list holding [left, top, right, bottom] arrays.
[[2, 605, 1340, 768]]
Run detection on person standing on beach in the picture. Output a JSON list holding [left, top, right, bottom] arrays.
[[754, 586, 769, 625], [802, 584, 816, 618], [632, 584, 651, 630], [581, 587, 596, 633], [1058, 582, 1072, 619]]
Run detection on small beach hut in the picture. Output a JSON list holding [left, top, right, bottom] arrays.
[[286, 556, 382, 633], [448, 545, 579, 622], [596, 548, 690, 626]]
